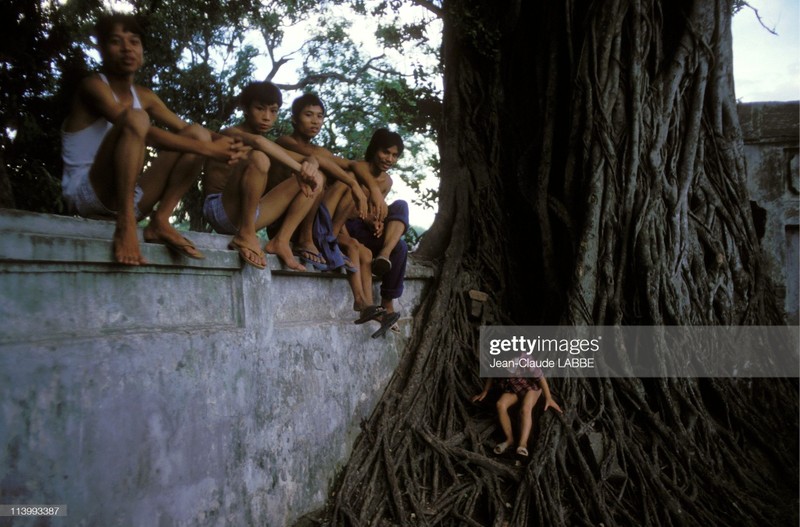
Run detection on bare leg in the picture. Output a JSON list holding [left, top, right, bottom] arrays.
[[377, 220, 405, 261], [293, 190, 325, 256], [220, 150, 270, 268], [339, 236, 374, 311], [343, 241, 368, 310], [139, 124, 210, 259], [331, 188, 358, 236], [89, 109, 150, 265], [257, 177, 319, 271], [517, 389, 542, 451], [495, 393, 519, 450], [358, 243, 374, 307]]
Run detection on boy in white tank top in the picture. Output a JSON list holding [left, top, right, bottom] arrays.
[[61, 12, 244, 265]]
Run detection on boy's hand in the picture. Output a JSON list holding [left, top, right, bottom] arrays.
[[300, 156, 319, 184], [370, 219, 384, 238], [370, 193, 388, 222], [208, 136, 246, 164], [350, 184, 368, 219], [296, 156, 320, 196], [544, 397, 563, 414]]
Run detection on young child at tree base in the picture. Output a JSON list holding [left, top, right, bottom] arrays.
[[202, 82, 324, 271], [61, 12, 244, 265], [472, 370, 563, 458]]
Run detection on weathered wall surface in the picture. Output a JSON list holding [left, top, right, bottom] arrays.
[[0, 209, 433, 526], [738, 101, 799, 324]]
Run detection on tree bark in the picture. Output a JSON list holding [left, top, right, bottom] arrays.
[[325, 1, 798, 525]]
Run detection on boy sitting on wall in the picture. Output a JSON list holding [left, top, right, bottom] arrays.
[[202, 82, 324, 270], [61, 12, 244, 265]]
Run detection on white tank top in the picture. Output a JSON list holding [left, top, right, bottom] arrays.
[[61, 74, 143, 198]]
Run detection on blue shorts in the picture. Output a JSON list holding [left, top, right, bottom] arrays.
[[203, 193, 260, 234]]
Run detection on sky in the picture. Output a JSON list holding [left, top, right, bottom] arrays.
[[731, 0, 800, 102]]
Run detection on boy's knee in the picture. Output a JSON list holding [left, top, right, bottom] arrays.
[[119, 108, 150, 138], [248, 150, 270, 173], [390, 199, 409, 217]]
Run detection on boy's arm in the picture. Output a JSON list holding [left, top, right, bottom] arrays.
[[538, 376, 563, 413], [349, 160, 389, 221], [224, 128, 321, 194], [277, 136, 368, 218], [119, 85, 243, 163]]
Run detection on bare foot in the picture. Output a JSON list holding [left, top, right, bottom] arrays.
[[113, 221, 146, 265], [229, 234, 266, 269], [143, 219, 204, 260], [264, 238, 306, 271]]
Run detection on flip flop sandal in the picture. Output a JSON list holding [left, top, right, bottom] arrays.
[[516, 446, 529, 457], [371, 312, 401, 339], [228, 240, 266, 270], [354, 305, 386, 324], [372, 256, 392, 278], [292, 249, 329, 271], [145, 234, 206, 260], [493, 441, 510, 455], [342, 256, 358, 274]]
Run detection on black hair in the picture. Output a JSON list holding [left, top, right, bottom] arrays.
[[291, 93, 325, 122], [95, 12, 146, 49], [365, 128, 404, 162], [239, 81, 283, 109]]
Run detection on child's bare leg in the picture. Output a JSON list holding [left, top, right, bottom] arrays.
[[293, 190, 325, 257], [358, 243, 374, 307], [258, 177, 319, 271], [139, 124, 210, 258], [332, 190, 358, 236], [223, 150, 269, 268], [337, 229, 373, 310], [495, 393, 519, 448], [89, 109, 150, 265], [517, 389, 542, 451], [342, 241, 369, 310]]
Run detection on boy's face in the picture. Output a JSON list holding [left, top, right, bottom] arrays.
[[243, 101, 280, 134], [293, 105, 324, 139], [373, 145, 400, 173], [101, 24, 143, 75]]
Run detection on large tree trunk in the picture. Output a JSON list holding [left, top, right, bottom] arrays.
[[325, 1, 797, 525]]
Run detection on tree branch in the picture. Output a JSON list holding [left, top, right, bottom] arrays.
[[273, 54, 385, 90], [411, 0, 443, 18]]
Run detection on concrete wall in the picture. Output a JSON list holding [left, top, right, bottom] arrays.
[[0, 209, 433, 527], [738, 101, 800, 324]]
